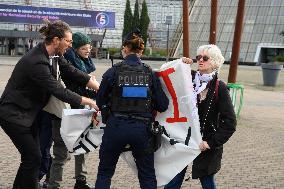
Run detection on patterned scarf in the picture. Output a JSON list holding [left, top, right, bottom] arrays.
[[193, 71, 216, 96]]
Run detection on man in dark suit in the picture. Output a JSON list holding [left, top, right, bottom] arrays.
[[0, 20, 99, 189]]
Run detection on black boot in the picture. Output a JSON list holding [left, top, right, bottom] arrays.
[[74, 175, 93, 189]]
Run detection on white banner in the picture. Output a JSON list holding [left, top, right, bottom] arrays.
[[61, 58, 201, 186]]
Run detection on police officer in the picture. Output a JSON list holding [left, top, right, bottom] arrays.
[[94, 29, 169, 189]]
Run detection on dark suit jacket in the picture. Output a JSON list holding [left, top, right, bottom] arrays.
[[0, 42, 91, 127]]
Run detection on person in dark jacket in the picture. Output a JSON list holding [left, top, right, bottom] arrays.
[[94, 30, 169, 189], [0, 20, 98, 189], [46, 32, 97, 189], [165, 44, 237, 189], [64, 32, 97, 100]]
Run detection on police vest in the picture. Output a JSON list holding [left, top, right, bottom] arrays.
[[110, 62, 152, 114]]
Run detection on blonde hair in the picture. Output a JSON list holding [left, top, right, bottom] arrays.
[[197, 44, 225, 72]]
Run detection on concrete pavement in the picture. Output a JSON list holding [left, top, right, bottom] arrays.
[[0, 56, 284, 189]]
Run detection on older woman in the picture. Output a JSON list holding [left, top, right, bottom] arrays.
[[165, 44, 237, 189]]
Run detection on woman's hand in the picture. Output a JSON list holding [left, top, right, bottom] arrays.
[[182, 57, 193, 64], [199, 140, 210, 151]]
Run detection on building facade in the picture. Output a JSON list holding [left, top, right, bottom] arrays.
[[0, 0, 284, 63], [187, 0, 284, 63]]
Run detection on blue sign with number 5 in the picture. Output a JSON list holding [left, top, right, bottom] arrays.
[[0, 4, 115, 29]]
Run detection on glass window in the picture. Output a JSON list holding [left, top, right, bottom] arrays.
[[248, 43, 258, 53], [201, 15, 210, 23], [199, 31, 209, 42], [271, 0, 282, 6], [196, 24, 205, 32], [191, 13, 199, 22], [248, 0, 258, 6], [238, 53, 246, 62], [242, 33, 252, 42], [220, 32, 231, 42], [245, 17, 256, 24], [217, 42, 227, 52], [262, 34, 273, 42], [227, 42, 233, 50], [275, 25, 284, 34], [191, 32, 199, 40], [265, 16, 278, 24], [219, 6, 227, 15], [258, 7, 269, 15], [253, 24, 265, 33], [193, 7, 201, 15], [240, 42, 249, 53], [225, 51, 232, 60], [251, 34, 263, 42], [260, 0, 270, 6], [269, 7, 280, 16], [248, 6, 258, 15], [218, 15, 226, 23], [264, 25, 276, 33], [272, 34, 284, 43], [203, 24, 210, 31], [256, 16, 266, 24], [245, 52, 255, 62], [277, 16, 284, 24], [227, 7, 237, 15], [222, 0, 230, 6], [190, 23, 198, 32], [227, 17, 235, 24], [243, 24, 254, 33], [230, 0, 238, 6], [217, 24, 224, 33]]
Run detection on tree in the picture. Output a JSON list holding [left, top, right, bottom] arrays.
[[122, 0, 133, 39], [139, 0, 150, 48], [132, 0, 140, 30]]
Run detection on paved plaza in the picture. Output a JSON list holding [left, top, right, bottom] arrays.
[[0, 56, 284, 189]]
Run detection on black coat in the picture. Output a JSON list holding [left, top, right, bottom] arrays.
[[191, 71, 236, 179], [64, 48, 97, 107], [0, 43, 90, 127]]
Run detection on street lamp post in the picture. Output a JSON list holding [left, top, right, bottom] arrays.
[[165, 16, 172, 62]]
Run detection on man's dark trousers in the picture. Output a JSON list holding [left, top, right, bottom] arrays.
[[0, 118, 41, 189], [38, 111, 53, 181]]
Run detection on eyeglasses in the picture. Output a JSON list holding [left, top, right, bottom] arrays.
[[63, 38, 73, 44], [196, 55, 210, 61], [80, 46, 92, 51]]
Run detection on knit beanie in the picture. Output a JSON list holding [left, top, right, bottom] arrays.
[[72, 32, 92, 49]]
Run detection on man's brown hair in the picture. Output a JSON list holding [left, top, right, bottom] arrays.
[[39, 19, 72, 44]]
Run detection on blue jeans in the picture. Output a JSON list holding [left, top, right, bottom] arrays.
[[200, 175, 216, 189], [164, 167, 187, 189], [164, 167, 216, 189]]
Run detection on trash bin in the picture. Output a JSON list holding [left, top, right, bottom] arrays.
[[227, 83, 244, 118], [261, 63, 283, 86]]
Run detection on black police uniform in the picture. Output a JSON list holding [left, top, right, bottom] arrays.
[[95, 54, 169, 189]]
